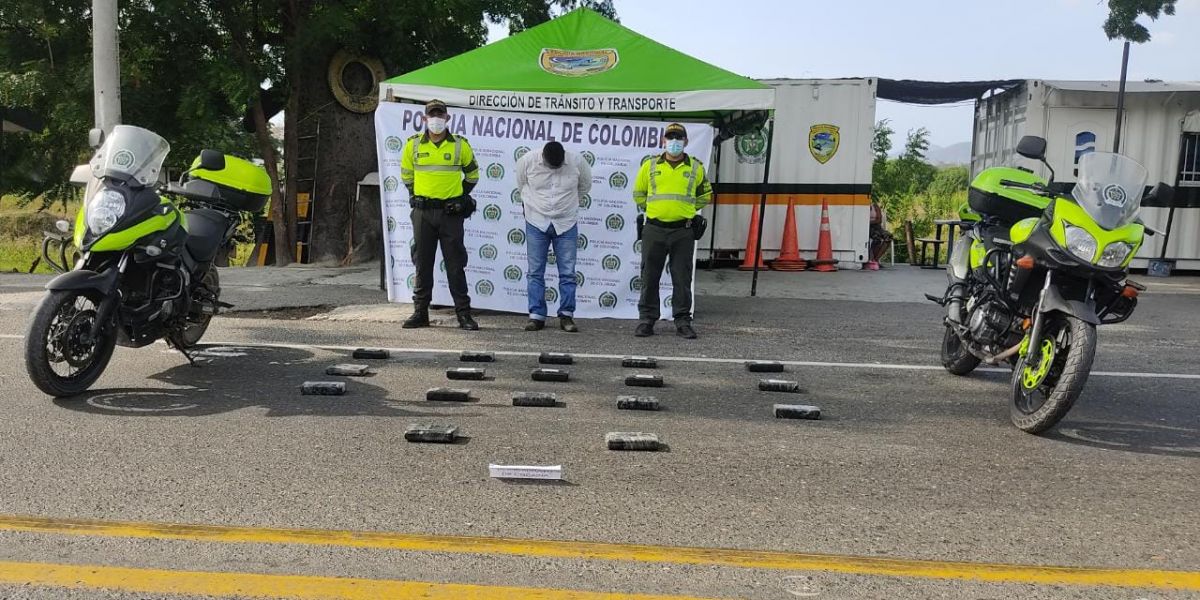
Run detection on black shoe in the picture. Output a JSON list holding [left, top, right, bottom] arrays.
[[525, 319, 545, 331], [634, 321, 655, 337], [402, 310, 429, 329], [675, 321, 697, 339], [457, 314, 479, 331], [559, 316, 578, 333]]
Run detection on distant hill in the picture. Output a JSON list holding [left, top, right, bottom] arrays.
[[927, 142, 971, 166]]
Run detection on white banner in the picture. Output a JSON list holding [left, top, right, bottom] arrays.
[[375, 102, 714, 320]]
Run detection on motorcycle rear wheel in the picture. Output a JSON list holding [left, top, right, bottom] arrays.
[[170, 267, 219, 349], [24, 290, 117, 397], [941, 325, 981, 375], [1009, 315, 1096, 434]]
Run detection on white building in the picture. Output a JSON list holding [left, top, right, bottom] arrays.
[[973, 80, 1200, 269]]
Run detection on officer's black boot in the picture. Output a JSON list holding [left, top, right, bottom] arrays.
[[402, 307, 430, 329], [675, 319, 697, 339], [457, 312, 479, 331]]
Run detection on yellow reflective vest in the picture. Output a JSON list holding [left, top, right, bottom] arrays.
[[633, 154, 713, 222], [400, 133, 480, 199]]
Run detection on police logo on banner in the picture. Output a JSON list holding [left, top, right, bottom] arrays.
[[510, 189, 522, 205], [663, 295, 673, 308], [508, 228, 526, 246], [539, 48, 619, 77], [479, 244, 498, 261], [476, 280, 495, 296], [608, 172, 628, 189], [581, 150, 596, 167], [809, 124, 840, 164], [486, 163, 505, 180], [514, 146, 531, 161], [408, 238, 416, 252], [735, 129, 767, 164], [547, 251, 557, 266], [577, 233, 589, 250], [605, 213, 625, 232], [598, 292, 618, 309], [405, 273, 415, 289], [387, 217, 396, 233], [629, 275, 643, 292], [439, 260, 446, 273], [482, 204, 502, 221], [385, 136, 404, 153], [383, 176, 399, 192], [504, 265, 523, 282], [579, 193, 592, 210], [602, 254, 621, 271], [575, 271, 585, 286], [545, 287, 558, 303], [633, 239, 643, 254]]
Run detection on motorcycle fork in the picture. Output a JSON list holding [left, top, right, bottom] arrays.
[[1022, 271, 1053, 369]]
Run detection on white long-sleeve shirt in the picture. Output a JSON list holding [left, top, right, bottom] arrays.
[[515, 150, 592, 233]]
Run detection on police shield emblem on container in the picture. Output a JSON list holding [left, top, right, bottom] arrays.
[[809, 124, 840, 164], [539, 48, 619, 77]]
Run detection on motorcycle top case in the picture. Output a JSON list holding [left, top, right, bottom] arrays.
[[968, 167, 1050, 224], [184, 154, 271, 213]]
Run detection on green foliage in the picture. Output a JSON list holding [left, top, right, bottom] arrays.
[[1104, 0, 1176, 42], [870, 122, 968, 263]]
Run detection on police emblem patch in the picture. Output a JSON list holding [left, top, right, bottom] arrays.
[[809, 124, 840, 164]]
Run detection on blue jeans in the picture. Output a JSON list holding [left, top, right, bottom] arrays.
[[526, 222, 577, 320]]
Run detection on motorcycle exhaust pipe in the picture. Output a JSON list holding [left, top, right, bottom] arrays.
[[985, 342, 1023, 365]]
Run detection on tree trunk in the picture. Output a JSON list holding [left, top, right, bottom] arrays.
[[252, 92, 293, 266], [283, 86, 299, 255]]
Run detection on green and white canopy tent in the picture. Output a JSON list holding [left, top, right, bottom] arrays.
[[378, 8, 781, 294], [378, 8, 774, 139]]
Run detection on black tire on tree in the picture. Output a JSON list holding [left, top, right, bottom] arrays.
[[171, 267, 219, 349], [941, 325, 981, 376], [1009, 316, 1097, 434], [24, 290, 117, 398]]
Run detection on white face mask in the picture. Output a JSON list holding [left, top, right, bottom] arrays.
[[665, 139, 685, 156], [426, 117, 448, 135]]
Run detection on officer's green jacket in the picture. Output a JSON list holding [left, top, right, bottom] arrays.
[[633, 154, 713, 222], [400, 132, 480, 199]]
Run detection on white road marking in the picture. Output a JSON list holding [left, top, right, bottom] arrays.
[[2, 334, 1198, 380]]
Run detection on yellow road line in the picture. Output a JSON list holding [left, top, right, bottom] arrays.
[[0, 514, 1197, 591], [0, 559, 720, 600]]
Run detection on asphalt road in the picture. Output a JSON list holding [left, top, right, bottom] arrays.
[[0, 271, 1196, 599]]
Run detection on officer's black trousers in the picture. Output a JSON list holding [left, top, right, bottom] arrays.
[[638, 223, 694, 322], [410, 207, 471, 314]]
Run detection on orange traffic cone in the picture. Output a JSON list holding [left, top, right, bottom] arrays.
[[737, 202, 767, 271], [771, 197, 806, 271], [810, 198, 838, 272]]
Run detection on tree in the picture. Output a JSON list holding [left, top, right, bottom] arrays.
[[871, 119, 893, 165], [1103, 0, 1176, 42], [901, 127, 930, 162]]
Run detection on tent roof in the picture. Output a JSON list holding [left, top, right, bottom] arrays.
[[379, 8, 772, 121], [876, 79, 1024, 105]]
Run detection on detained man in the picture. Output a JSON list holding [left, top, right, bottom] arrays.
[[515, 141, 592, 332]]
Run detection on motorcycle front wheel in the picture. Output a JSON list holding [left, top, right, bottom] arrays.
[[1009, 315, 1096, 434], [24, 290, 117, 397]]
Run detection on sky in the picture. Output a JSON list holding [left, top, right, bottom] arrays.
[[487, 0, 1199, 148]]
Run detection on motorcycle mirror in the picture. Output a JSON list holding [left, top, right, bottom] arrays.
[[198, 149, 225, 172], [55, 220, 71, 234], [1145, 182, 1174, 206], [69, 164, 92, 187], [1016, 136, 1047, 161], [88, 128, 105, 149]]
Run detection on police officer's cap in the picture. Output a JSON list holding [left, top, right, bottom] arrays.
[[425, 99, 448, 114], [665, 123, 688, 137]]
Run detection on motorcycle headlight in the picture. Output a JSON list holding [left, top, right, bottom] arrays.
[[86, 189, 125, 235], [1098, 241, 1133, 268], [1063, 225, 1097, 262]]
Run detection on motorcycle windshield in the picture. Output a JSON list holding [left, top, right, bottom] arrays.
[[90, 125, 170, 187], [1070, 152, 1147, 230]]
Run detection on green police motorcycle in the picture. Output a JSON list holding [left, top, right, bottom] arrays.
[[929, 135, 1172, 433], [24, 125, 270, 397]]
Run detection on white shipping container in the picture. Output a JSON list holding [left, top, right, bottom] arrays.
[[973, 80, 1200, 269], [701, 79, 877, 266]]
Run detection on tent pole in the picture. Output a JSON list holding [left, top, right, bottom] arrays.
[[705, 140, 722, 270], [750, 118, 774, 297]]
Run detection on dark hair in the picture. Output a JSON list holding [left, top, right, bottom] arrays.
[[543, 141, 565, 168]]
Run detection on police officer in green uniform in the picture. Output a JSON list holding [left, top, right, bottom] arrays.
[[400, 100, 481, 330], [632, 123, 712, 339]]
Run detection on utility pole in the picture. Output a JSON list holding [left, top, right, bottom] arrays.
[[93, 0, 121, 134], [1112, 40, 1130, 153]]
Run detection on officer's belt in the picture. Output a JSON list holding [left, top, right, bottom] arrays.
[[646, 217, 691, 229], [410, 196, 451, 209]]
